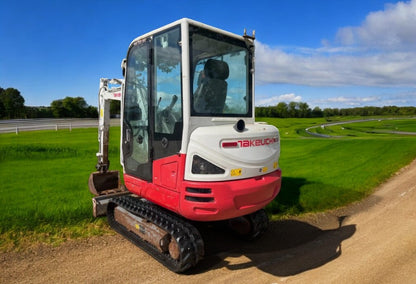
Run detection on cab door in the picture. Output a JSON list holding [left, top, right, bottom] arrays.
[[123, 27, 183, 183], [123, 39, 152, 181]]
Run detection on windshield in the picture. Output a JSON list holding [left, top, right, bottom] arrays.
[[190, 26, 252, 117]]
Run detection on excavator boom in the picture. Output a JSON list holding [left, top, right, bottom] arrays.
[[89, 78, 128, 217]]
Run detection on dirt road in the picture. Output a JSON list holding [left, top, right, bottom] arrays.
[[2, 159, 416, 283]]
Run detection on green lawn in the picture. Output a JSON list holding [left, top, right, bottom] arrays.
[[1, 117, 416, 250], [258, 117, 416, 216], [0, 128, 122, 250], [269, 137, 416, 215], [305, 117, 416, 137]]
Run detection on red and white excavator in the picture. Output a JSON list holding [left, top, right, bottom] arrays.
[[88, 18, 281, 272]]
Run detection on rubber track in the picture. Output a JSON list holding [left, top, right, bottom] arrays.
[[107, 195, 204, 273], [246, 209, 269, 240]]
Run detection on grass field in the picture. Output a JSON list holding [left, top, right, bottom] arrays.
[[306, 117, 416, 137], [0, 128, 122, 250], [263, 117, 416, 216], [1, 117, 416, 250]]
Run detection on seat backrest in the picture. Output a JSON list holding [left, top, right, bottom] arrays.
[[194, 59, 229, 114]]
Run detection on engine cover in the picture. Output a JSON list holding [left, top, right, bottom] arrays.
[[184, 122, 280, 182]]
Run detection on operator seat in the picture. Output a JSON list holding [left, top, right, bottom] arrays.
[[194, 59, 229, 114]]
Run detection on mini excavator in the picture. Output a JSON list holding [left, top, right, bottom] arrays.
[[88, 18, 282, 272]]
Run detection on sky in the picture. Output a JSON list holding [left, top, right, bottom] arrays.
[[1, 0, 415, 109]]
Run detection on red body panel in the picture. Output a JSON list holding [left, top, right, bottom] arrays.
[[124, 154, 281, 221]]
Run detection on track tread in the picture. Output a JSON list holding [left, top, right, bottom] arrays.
[[228, 209, 269, 241], [107, 195, 204, 273]]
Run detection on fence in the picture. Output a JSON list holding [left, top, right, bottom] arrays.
[[0, 119, 120, 134]]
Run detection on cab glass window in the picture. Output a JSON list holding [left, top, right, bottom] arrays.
[[190, 26, 252, 117], [153, 27, 182, 135]]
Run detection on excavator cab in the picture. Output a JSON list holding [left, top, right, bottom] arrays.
[[88, 19, 281, 272]]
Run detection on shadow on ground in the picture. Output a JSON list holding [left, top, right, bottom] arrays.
[[192, 216, 356, 277], [188, 175, 357, 276]]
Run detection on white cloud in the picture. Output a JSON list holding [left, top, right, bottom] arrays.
[[311, 91, 416, 108], [336, 0, 416, 50], [256, 93, 302, 106], [255, 0, 416, 88], [318, 96, 381, 106], [382, 90, 416, 105]]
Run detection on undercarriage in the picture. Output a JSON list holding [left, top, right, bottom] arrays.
[[107, 195, 204, 273], [95, 193, 270, 272]]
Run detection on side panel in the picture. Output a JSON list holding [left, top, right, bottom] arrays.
[[124, 154, 185, 213], [153, 154, 186, 191], [124, 172, 180, 213]]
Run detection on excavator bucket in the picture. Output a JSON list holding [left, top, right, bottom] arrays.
[[88, 170, 129, 217], [88, 170, 121, 196]]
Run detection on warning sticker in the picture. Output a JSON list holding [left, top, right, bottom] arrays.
[[231, 168, 242, 177]]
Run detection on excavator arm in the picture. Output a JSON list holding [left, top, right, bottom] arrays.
[[88, 78, 129, 217], [95, 78, 123, 172]]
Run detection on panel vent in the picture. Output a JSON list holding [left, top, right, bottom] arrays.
[[185, 196, 214, 203], [186, 187, 212, 194]]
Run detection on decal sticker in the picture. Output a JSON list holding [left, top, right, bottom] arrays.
[[237, 137, 278, 148], [231, 168, 242, 177], [222, 137, 278, 148]]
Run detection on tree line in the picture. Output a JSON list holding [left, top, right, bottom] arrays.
[[255, 101, 416, 118], [0, 87, 98, 119], [1, 86, 415, 119]]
